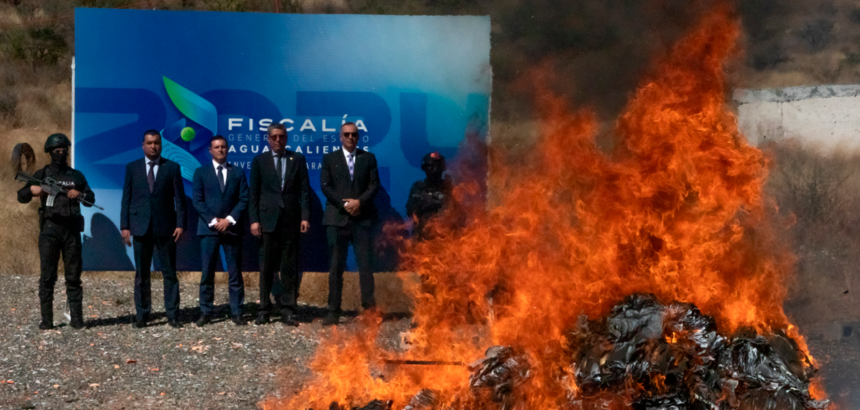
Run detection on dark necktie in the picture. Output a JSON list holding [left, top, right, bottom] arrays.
[[275, 154, 283, 190], [147, 160, 155, 193], [217, 165, 225, 193]]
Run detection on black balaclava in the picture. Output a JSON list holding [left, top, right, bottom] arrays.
[[49, 149, 68, 168]]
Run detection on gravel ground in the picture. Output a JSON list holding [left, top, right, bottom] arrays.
[[0, 272, 857, 409], [0, 273, 412, 410], [807, 339, 860, 409]]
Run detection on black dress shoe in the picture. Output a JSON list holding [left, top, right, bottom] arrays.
[[133, 319, 147, 329], [280, 311, 298, 327], [196, 315, 211, 327], [70, 319, 85, 330], [231, 315, 247, 326], [167, 319, 182, 329], [322, 310, 340, 326], [38, 321, 53, 330], [254, 314, 269, 326]]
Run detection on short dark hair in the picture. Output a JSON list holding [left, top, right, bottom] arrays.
[[209, 135, 228, 147], [341, 122, 358, 133], [267, 122, 287, 135], [142, 129, 161, 142]]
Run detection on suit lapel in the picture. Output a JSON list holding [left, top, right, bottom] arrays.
[[262, 150, 278, 188], [208, 162, 223, 195], [353, 150, 363, 175], [338, 149, 352, 182], [138, 159, 148, 190], [282, 152, 298, 187], [221, 163, 235, 195]]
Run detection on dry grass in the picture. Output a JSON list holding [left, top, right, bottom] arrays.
[[0, 127, 54, 276]]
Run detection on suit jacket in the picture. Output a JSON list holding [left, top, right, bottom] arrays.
[[320, 148, 379, 227], [192, 162, 249, 236], [249, 150, 310, 233], [120, 157, 187, 237]]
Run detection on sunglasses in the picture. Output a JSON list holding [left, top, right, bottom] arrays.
[[342, 132, 359, 138]]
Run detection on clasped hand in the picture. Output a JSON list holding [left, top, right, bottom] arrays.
[[214, 218, 231, 233], [343, 198, 361, 216]]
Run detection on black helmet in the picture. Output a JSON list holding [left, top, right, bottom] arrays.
[[421, 151, 446, 172], [44, 133, 71, 153]]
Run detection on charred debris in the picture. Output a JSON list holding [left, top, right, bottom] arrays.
[[325, 293, 829, 410]]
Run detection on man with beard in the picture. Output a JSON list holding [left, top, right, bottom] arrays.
[[249, 123, 310, 326], [406, 151, 454, 242], [121, 130, 186, 329], [17, 133, 96, 330]]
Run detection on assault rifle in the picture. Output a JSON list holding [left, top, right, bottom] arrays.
[[15, 171, 104, 210]]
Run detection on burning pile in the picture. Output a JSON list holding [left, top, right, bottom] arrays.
[[319, 294, 827, 410], [468, 294, 827, 410], [265, 4, 831, 410]]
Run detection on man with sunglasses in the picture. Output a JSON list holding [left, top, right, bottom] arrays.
[[249, 123, 310, 326], [17, 133, 96, 330], [320, 122, 380, 325]]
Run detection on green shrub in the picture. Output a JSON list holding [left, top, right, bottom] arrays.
[[1, 26, 67, 66]]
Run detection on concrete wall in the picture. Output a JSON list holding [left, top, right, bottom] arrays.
[[734, 85, 860, 151]]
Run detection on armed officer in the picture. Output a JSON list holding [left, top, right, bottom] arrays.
[[406, 151, 454, 241], [17, 134, 95, 330]]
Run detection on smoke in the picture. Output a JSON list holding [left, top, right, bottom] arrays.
[[432, 0, 860, 125], [487, 0, 726, 121], [734, 0, 860, 89]]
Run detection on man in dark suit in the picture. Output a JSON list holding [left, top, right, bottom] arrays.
[[249, 123, 310, 326], [320, 122, 380, 325], [121, 129, 187, 329], [192, 136, 249, 327]]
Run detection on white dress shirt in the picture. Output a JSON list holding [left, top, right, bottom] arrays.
[[343, 147, 356, 179], [342, 147, 356, 162], [145, 156, 160, 178]]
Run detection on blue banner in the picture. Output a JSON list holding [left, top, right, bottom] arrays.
[[74, 8, 491, 271]]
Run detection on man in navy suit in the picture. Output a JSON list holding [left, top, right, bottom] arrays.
[[121, 129, 187, 329], [320, 122, 380, 325], [192, 135, 249, 327], [249, 123, 310, 326]]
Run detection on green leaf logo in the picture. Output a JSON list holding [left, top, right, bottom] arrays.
[[163, 76, 218, 136]]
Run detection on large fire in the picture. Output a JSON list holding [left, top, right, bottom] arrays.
[[265, 5, 829, 410]]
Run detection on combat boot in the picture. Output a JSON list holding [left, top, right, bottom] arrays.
[[39, 303, 53, 330], [69, 302, 85, 330]]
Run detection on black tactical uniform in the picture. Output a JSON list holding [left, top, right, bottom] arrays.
[[17, 134, 95, 330], [406, 152, 454, 242]]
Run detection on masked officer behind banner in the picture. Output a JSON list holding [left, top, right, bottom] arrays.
[[120, 129, 187, 329], [320, 122, 380, 326], [17, 133, 95, 330], [406, 151, 454, 242], [192, 136, 249, 327], [249, 123, 310, 326]]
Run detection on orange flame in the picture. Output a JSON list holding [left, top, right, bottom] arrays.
[[266, 4, 827, 409]]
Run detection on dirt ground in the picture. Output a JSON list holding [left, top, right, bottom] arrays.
[[0, 273, 412, 409], [0, 272, 856, 410]]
